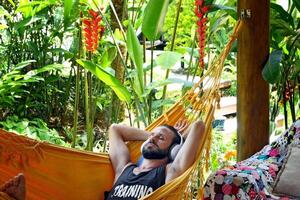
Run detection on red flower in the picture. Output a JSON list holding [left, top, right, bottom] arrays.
[[195, 0, 204, 6], [196, 12, 204, 18], [195, 0, 209, 69], [89, 9, 99, 18], [201, 6, 209, 13], [82, 9, 105, 53]]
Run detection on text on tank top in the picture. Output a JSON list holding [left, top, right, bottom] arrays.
[[107, 164, 165, 200]]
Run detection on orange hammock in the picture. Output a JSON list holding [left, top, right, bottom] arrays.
[[0, 21, 242, 200]]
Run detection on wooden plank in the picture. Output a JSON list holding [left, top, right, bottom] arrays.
[[214, 97, 236, 117], [237, 0, 270, 161]]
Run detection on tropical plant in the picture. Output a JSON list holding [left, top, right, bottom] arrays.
[[0, 115, 68, 146], [0, 60, 63, 118], [263, 0, 300, 130], [1, 0, 297, 153], [210, 130, 237, 171], [0, 0, 80, 123]]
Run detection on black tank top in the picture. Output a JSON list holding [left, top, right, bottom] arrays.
[[106, 164, 165, 200]]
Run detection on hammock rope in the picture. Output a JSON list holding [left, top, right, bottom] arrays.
[[0, 20, 243, 200]]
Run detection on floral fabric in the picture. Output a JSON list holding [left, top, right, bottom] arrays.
[[203, 120, 300, 200]]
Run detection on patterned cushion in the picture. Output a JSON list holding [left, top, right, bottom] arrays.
[[272, 145, 300, 198], [203, 120, 300, 200]]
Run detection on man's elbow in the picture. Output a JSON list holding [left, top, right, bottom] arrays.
[[192, 120, 205, 133], [109, 123, 120, 136], [109, 123, 118, 130]]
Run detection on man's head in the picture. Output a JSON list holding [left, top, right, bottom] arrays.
[[141, 125, 182, 161]]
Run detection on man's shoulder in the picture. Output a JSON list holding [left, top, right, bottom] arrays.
[[114, 162, 135, 183]]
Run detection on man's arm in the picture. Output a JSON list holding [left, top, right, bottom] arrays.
[[109, 124, 149, 180], [165, 120, 205, 183]]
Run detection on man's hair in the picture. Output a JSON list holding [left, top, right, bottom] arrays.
[[161, 124, 181, 146]]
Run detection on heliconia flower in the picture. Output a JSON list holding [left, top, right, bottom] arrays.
[[89, 9, 99, 18], [201, 6, 209, 13], [82, 9, 105, 53], [195, 0, 204, 6], [195, 0, 209, 69]]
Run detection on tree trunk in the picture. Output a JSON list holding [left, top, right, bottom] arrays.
[[237, 0, 270, 161]]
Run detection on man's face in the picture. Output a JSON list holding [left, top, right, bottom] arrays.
[[141, 126, 175, 160]]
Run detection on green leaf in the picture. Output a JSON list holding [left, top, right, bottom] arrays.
[[24, 64, 63, 80], [100, 47, 117, 68], [15, 60, 36, 69], [295, 60, 300, 72], [76, 59, 131, 103], [205, 0, 214, 5], [7, 0, 15, 7], [294, 0, 300, 12], [271, 3, 294, 28], [287, 31, 300, 51], [0, 24, 7, 30], [17, 0, 33, 18], [14, 16, 44, 30], [156, 51, 182, 69], [182, 82, 193, 96], [270, 18, 295, 37], [47, 48, 74, 59], [64, 0, 74, 28], [17, 1, 53, 15], [0, 6, 12, 21], [262, 50, 283, 84], [209, 4, 237, 20], [142, 0, 169, 40], [35, 1, 55, 14], [127, 23, 144, 96], [145, 78, 188, 96], [209, 17, 230, 36], [152, 99, 175, 110]]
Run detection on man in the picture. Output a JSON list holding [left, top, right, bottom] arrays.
[[107, 120, 205, 200], [0, 173, 25, 200]]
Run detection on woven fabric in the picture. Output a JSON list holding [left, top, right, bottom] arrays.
[[0, 192, 15, 200], [203, 120, 300, 200]]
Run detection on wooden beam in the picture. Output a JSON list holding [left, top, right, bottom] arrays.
[[237, 0, 270, 161]]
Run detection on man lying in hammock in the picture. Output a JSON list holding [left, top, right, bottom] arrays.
[[0, 173, 25, 200], [107, 119, 205, 200]]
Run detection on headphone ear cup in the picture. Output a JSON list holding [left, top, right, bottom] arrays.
[[168, 135, 184, 162], [169, 144, 181, 161], [140, 141, 147, 153]]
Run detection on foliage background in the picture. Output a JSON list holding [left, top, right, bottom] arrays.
[[0, 0, 299, 170]]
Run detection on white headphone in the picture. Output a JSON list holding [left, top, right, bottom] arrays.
[[140, 133, 184, 162], [140, 140, 147, 153], [168, 133, 184, 162]]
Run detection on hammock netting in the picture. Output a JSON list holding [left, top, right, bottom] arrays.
[[0, 21, 242, 200]]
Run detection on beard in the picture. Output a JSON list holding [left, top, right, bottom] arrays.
[[141, 143, 169, 160]]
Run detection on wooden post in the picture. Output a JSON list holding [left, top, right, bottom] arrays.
[[237, 0, 269, 161]]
